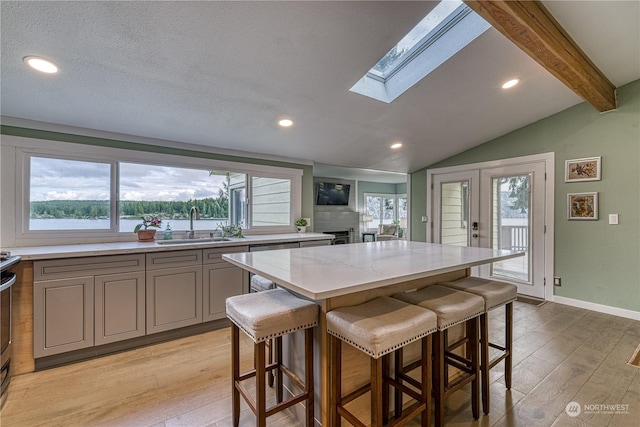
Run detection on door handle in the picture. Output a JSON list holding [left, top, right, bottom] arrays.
[[472, 233, 479, 238], [472, 222, 478, 231]]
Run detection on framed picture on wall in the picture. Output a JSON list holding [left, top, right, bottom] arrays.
[[567, 192, 598, 220], [565, 156, 601, 182]]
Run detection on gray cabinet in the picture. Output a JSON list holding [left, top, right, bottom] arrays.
[[146, 250, 203, 334], [202, 246, 248, 322], [33, 276, 94, 358], [95, 272, 146, 346], [33, 254, 145, 358]]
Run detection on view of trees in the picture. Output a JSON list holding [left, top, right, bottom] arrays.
[[30, 197, 229, 220], [499, 176, 529, 218]]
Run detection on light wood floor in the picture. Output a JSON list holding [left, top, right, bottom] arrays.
[[1, 301, 639, 427]]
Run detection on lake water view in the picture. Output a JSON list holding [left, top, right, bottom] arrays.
[[29, 218, 229, 232]]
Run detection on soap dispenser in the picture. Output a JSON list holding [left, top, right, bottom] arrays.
[[164, 222, 173, 240]]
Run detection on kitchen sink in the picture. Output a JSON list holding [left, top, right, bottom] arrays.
[[156, 238, 231, 245]]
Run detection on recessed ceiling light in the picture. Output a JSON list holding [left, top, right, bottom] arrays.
[[502, 79, 519, 89], [278, 119, 294, 127], [390, 142, 403, 149], [23, 56, 59, 74]]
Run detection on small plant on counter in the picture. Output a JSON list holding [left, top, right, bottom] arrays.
[[218, 222, 244, 238], [133, 215, 162, 233], [295, 217, 308, 233]]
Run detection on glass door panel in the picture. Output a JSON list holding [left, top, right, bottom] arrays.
[[491, 175, 531, 283], [440, 181, 469, 247], [432, 170, 479, 246]]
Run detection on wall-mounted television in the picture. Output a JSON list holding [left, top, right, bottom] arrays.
[[316, 182, 351, 206]]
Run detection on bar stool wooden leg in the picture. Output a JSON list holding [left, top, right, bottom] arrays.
[[433, 330, 445, 427], [267, 339, 274, 387], [382, 354, 390, 424], [505, 302, 513, 390], [468, 317, 480, 420], [480, 312, 490, 414], [275, 336, 283, 403], [371, 356, 383, 427], [422, 336, 433, 427], [232, 324, 240, 427], [255, 341, 267, 427], [393, 347, 403, 420], [330, 335, 342, 427], [305, 328, 314, 427]]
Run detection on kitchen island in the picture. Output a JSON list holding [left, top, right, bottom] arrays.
[[222, 240, 523, 425]]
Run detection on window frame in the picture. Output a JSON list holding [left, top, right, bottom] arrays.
[[8, 136, 303, 246], [364, 192, 407, 231]]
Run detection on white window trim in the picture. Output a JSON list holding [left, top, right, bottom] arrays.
[[3, 135, 303, 247], [363, 192, 408, 229]]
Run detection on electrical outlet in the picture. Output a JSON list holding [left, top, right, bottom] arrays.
[[554, 277, 561, 286]]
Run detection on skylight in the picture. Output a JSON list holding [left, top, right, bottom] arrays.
[[350, 0, 491, 103]]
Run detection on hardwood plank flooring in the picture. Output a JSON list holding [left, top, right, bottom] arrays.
[[1, 301, 639, 426]]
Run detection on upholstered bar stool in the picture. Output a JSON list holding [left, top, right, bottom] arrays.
[[250, 274, 275, 293], [226, 288, 318, 427], [326, 296, 437, 427], [393, 285, 484, 427], [439, 277, 517, 414], [249, 274, 277, 385]]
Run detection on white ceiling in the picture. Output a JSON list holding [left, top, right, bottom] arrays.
[[1, 1, 639, 181]]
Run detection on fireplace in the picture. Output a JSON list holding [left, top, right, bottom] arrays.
[[323, 230, 350, 245]]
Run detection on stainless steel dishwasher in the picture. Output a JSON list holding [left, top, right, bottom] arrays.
[[248, 242, 300, 252]]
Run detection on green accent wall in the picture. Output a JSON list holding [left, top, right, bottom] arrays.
[[0, 125, 315, 222], [411, 79, 640, 312], [410, 169, 427, 242]]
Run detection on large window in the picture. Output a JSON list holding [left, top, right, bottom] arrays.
[[119, 163, 243, 233], [9, 137, 302, 245], [364, 193, 407, 231], [29, 156, 113, 231]]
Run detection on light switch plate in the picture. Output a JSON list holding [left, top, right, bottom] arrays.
[[608, 214, 619, 225]]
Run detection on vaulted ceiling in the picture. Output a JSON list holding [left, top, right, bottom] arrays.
[[1, 1, 638, 176]]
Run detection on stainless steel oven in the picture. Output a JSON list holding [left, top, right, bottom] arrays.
[[1, 253, 20, 407]]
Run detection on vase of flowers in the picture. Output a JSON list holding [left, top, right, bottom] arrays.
[[134, 215, 162, 242]]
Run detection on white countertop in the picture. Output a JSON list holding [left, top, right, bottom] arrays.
[[223, 241, 524, 300], [4, 233, 333, 260]]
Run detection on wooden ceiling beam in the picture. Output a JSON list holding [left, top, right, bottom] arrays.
[[464, 0, 616, 111]]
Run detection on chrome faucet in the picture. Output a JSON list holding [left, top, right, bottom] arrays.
[[188, 206, 200, 238]]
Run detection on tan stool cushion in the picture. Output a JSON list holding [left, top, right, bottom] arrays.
[[226, 288, 318, 343], [250, 274, 275, 292], [393, 285, 484, 330], [326, 296, 437, 359], [440, 277, 517, 311]]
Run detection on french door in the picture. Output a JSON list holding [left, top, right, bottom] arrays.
[[430, 156, 552, 299]]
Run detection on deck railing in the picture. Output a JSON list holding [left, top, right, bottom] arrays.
[[500, 225, 528, 251]]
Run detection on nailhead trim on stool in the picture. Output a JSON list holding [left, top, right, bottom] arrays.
[[393, 285, 484, 427], [439, 277, 517, 415], [226, 288, 318, 427], [326, 296, 437, 427]]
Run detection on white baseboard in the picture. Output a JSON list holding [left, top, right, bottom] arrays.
[[551, 295, 640, 321]]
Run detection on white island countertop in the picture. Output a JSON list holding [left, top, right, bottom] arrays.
[[223, 240, 524, 300], [3, 233, 333, 260]]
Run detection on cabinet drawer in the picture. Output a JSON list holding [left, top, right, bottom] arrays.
[[146, 250, 202, 270], [203, 245, 249, 266], [34, 254, 145, 281]]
